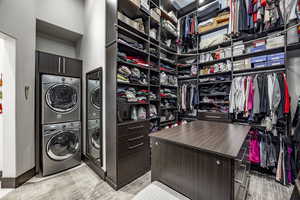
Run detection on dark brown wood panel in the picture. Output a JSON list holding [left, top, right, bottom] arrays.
[[117, 120, 150, 138], [151, 139, 232, 200], [150, 120, 250, 159], [64, 57, 82, 77], [38, 51, 61, 74]]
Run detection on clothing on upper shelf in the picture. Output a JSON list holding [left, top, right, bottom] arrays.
[[131, 106, 147, 120], [149, 91, 158, 100], [180, 14, 198, 53], [228, 0, 300, 35], [117, 66, 148, 85], [150, 104, 158, 118], [160, 88, 177, 98], [161, 99, 177, 109], [178, 83, 199, 112], [118, 34, 144, 50], [118, 52, 149, 67], [229, 72, 290, 128], [199, 61, 232, 75], [160, 72, 178, 86], [117, 87, 148, 103]]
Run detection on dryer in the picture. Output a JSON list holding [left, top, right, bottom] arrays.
[[87, 79, 101, 120], [42, 75, 81, 124], [42, 121, 81, 176], [87, 119, 101, 164]]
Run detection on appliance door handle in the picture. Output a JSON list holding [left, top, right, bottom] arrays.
[[128, 125, 144, 131], [128, 135, 144, 142], [128, 142, 144, 150], [63, 58, 66, 73], [58, 57, 61, 73]]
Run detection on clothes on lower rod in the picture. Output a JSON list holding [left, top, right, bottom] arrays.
[[229, 72, 290, 128], [248, 128, 297, 185], [178, 83, 199, 112]]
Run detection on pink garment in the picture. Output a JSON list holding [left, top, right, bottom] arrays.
[[247, 77, 254, 111], [248, 130, 260, 163]]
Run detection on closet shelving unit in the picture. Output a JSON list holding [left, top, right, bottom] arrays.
[[106, 0, 180, 189]]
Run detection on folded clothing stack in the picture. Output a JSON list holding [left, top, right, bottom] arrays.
[[178, 65, 198, 78], [160, 72, 178, 86], [117, 66, 148, 85], [160, 63, 176, 73], [199, 84, 230, 96], [118, 34, 144, 50], [117, 87, 149, 103], [150, 75, 159, 85], [161, 99, 177, 109], [136, 89, 149, 103], [117, 87, 137, 102], [160, 89, 177, 98], [118, 52, 149, 67], [199, 61, 232, 75], [149, 91, 158, 100], [160, 110, 176, 122]]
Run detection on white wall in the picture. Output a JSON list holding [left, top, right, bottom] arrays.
[[36, 32, 78, 59], [80, 0, 106, 170], [0, 33, 17, 176], [36, 0, 85, 35], [0, 0, 36, 177]]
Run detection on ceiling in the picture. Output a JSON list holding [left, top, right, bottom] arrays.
[[171, 0, 196, 10]]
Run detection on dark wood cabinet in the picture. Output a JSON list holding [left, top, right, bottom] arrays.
[[150, 121, 250, 200], [64, 57, 82, 77], [36, 51, 82, 77], [106, 120, 150, 190]]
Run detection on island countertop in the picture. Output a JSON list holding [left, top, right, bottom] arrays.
[[150, 120, 250, 159]]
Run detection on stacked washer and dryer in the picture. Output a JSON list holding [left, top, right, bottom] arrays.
[[41, 75, 82, 176]]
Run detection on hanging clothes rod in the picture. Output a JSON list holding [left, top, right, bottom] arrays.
[[233, 68, 286, 77]]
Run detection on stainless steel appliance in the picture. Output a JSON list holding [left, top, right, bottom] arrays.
[[87, 79, 101, 120], [42, 74, 80, 124], [87, 119, 101, 164], [42, 121, 81, 176]]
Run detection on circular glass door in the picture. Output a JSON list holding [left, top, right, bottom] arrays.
[[46, 84, 78, 113], [47, 131, 79, 161], [91, 128, 101, 150], [90, 87, 101, 110]]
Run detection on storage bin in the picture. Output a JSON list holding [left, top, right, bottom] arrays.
[[250, 45, 266, 53], [267, 52, 285, 61], [251, 55, 267, 63], [253, 62, 267, 68], [268, 59, 285, 66], [151, 9, 160, 22], [266, 35, 284, 49], [130, 0, 141, 7]]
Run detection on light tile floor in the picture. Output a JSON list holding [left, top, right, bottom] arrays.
[[0, 163, 294, 200]]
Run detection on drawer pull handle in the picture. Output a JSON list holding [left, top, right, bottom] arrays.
[[216, 160, 221, 165], [128, 135, 144, 142], [128, 125, 144, 130], [206, 115, 222, 119], [128, 143, 144, 150]]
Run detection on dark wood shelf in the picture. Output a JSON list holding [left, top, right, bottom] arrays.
[[117, 60, 150, 71], [160, 119, 177, 126], [160, 69, 177, 75], [118, 0, 149, 20], [198, 80, 232, 85], [199, 93, 229, 97], [118, 102, 149, 105], [233, 65, 286, 75], [161, 9, 177, 26], [161, 84, 177, 88], [160, 57, 176, 66], [198, 71, 231, 78], [117, 81, 149, 87], [118, 20, 149, 40], [118, 41, 149, 56], [117, 119, 149, 126]]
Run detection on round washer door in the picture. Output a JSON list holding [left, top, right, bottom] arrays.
[[46, 84, 78, 113], [47, 131, 80, 161], [91, 128, 101, 150], [90, 87, 101, 110]]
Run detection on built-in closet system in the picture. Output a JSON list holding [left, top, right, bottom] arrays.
[[106, 0, 300, 191]]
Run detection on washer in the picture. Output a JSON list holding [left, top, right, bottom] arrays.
[[87, 119, 101, 164], [87, 79, 101, 120], [42, 121, 81, 176], [42, 74, 81, 124]]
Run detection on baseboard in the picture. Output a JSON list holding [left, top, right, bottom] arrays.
[[105, 175, 118, 190], [82, 155, 106, 180], [1, 168, 35, 188]]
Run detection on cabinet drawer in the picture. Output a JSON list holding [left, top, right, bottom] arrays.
[[118, 149, 149, 187], [118, 121, 149, 138], [198, 112, 231, 122], [118, 133, 148, 157]]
